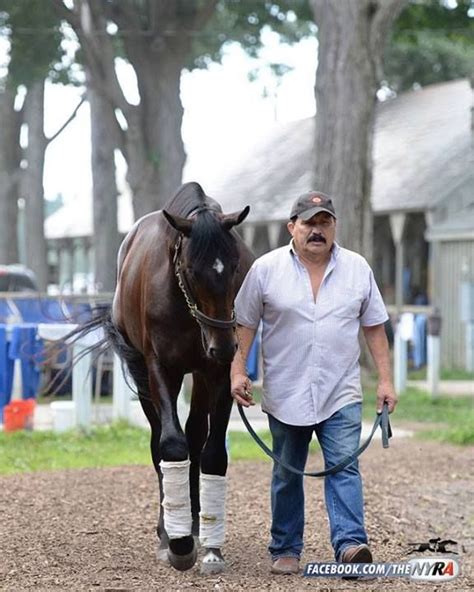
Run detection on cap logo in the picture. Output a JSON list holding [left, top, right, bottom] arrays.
[[311, 196, 322, 204]]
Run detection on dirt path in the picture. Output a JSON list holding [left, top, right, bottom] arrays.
[[0, 438, 472, 591]]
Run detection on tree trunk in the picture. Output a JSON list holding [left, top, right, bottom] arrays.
[[0, 88, 21, 265], [59, 0, 204, 220], [88, 80, 120, 292], [311, 0, 407, 261], [22, 80, 49, 291], [124, 42, 188, 218]]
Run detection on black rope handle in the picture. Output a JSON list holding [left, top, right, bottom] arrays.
[[237, 402, 392, 478]]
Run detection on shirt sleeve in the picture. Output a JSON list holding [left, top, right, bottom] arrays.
[[234, 261, 264, 329], [360, 269, 389, 327]]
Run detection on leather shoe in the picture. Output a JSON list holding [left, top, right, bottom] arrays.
[[270, 556, 300, 575], [341, 544, 373, 580], [341, 544, 373, 563]]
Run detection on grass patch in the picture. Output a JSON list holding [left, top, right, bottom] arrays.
[[228, 430, 271, 462], [228, 430, 321, 462], [0, 424, 316, 474], [440, 368, 474, 381], [2, 387, 472, 476], [407, 367, 474, 381], [419, 425, 474, 446], [0, 421, 151, 475], [363, 387, 474, 445]]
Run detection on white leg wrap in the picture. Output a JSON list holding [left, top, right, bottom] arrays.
[[160, 460, 192, 540], [199, 474, 227, 548]]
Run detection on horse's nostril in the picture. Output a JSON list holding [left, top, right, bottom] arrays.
[[208, 346, 236, 363]]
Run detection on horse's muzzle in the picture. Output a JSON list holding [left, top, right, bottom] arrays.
[[208, 343, 238, 364]]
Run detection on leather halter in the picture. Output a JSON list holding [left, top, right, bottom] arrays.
[[173, 233, 237, 331]]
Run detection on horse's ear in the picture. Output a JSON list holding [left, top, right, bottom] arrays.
[[162, 210, 193, 237], [222, 205, 250, 230]]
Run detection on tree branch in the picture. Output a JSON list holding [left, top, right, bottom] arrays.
[[46, 96, 86, 146], [371, 0, 408, 52], [189, 0, 219, 32], [370, 0, 409, 81]]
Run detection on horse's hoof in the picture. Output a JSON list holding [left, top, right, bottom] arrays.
[[200, 548, 226, 575], [168, 545, 198, 571]]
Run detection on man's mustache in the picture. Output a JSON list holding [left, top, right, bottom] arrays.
[[307, 233, 326, 243]]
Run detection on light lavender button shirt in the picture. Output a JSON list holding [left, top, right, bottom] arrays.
[[235, 241, 389, 426]]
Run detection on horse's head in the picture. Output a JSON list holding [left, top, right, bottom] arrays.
[[163, 205, 250, 364]]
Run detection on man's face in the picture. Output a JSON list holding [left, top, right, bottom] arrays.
[[287, 211, 336, 258]]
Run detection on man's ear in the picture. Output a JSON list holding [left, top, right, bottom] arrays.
[[287, 220, 295, 236]]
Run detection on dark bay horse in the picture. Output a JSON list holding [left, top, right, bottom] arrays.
[[84, 182, 253, 573]]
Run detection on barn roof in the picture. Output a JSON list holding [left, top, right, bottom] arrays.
[[45, 79, 472, 240], [207, 79, 472, 222]]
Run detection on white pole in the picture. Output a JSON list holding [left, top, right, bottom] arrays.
[[112, 353, 133, 421], [427, 310, 442, 398], [465, 321, 474, 373], [177, 382, 188, 427], [11, 360, 23, 401], [73, 344, 92, 430], [394, 325, 407, 395], [427, 335, 440, 397]]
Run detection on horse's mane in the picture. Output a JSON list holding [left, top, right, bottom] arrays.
[[165, 182, 237, 271]]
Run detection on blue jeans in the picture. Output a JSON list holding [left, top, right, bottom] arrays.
[[268, 402, 367, 561]]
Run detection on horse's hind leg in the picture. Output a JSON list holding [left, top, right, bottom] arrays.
[[147, 358, 196, 571], [198, 367, 234, 575], [138, 398, 169, 561], [115, 347, 169, 560]]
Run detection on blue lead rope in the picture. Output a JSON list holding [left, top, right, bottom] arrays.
[[237, 402, 392, 478]]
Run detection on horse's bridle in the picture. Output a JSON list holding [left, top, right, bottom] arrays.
[[173, 233, 237, 332]]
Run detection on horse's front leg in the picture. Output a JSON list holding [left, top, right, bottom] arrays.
[[185, 372, 210, 540], [199, 367, 233, 575], [147, 358, 197, 571]]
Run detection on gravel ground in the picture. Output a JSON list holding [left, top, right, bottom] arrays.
[[0, 438, 472, 591]]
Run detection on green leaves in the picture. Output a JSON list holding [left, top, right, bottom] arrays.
[[1, 0, 66, 87], [385, 0, 474, 91]]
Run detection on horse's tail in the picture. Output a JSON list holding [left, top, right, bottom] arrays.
[[44, 302, 150, 399], [61, 302, 111, 356], [101, 313, 150, 399], [43, 303, 112, 395]]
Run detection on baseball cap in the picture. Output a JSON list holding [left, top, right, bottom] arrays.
[[289, 191, 336, 221]]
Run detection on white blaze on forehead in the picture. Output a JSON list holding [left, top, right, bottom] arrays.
[[213, 258, 224, 274]]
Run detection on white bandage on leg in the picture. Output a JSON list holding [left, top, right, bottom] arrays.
[[199, 473, 227, 548], [160, 460, 192, 539]]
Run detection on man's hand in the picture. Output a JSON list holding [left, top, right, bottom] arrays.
[[230, 373, 255, 407], [376, 380, 398, 414]]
